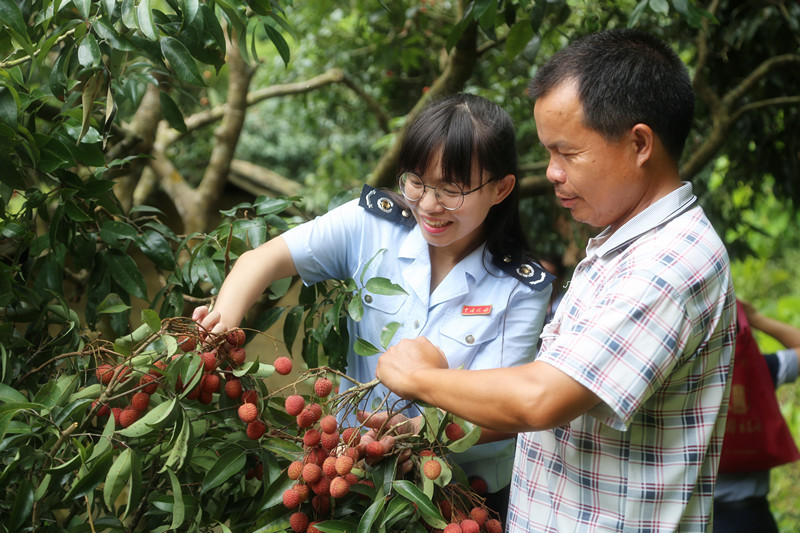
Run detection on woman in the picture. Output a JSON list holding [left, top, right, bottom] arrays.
[[194, 93, 553, 514]]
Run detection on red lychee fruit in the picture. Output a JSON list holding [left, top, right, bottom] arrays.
[[308, 474, 332, 497], [302, 463, 323, 484], [344, 472, 359, 485], [150, 360, 168, 375], [253, 463, 264, 480], [285, 394, 305, 416], [228, 347, 246, 367], [139, 373, 159, 394], [246, 419, 266, 440], [293, 483, 310, 502], [274, 356, 292, 375], [313, 377, 332, 398], [296, 407, 316, 429], [334, 455, 354, 476], [423, 459, 442, 480], [320, 431, 339, 451], [177, 335, 196, 352], [311, 495, 330, 515], [200, 351, 217, 373], [344, 446, 360, 462], [120, 407, 139, 428], [289, 511, 309, 533], [319, 414, 337, 434], [443, 524, 462, 533], [303, 429, 321, 448], [329, 476, 350, 498], [226, 328, 246, 347], [201, 373, 221, 393], [224, 378, 242, 400], [307, 402, 322, 422], [96, 363, 114, 385], [469, 507, 488, 527], [445, 422, 465, 441], [282, 488, 301, 509], [238, 403, 259, 424], [460, 519, 480, 533], [130, 392, 150, 412], [288, 460, 304, 480], [185, 384, 201, 400], [92, 401, 110, 417], [241, 389, 258, 404], [306, 446, 328, 467], [485, 519, 503, 533], [469, 476, 488, 495], [111, 407, 123, 427], [365, 441, 385, 460], [322, 456, 338, 477], [341, 427, 360, 446], [199, 390, 213, 404], [307, 521, 323, 533], [419, 449, 436, 457]]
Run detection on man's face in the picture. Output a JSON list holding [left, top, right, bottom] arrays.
[[533, 81, 650, 232]]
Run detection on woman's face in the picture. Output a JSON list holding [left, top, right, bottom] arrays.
[[407, 149, 514, 261]]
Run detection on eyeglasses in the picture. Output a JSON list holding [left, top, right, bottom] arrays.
[[397, 172, 493, 211]]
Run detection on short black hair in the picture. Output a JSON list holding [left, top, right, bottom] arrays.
[[529, 29, 695, 163]]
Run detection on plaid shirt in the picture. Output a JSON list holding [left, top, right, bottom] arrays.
[[508, 183, 736, 532]]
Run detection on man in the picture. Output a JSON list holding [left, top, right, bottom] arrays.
[[376, 29, 736, 532]]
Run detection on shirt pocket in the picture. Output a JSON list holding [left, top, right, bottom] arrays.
[[360, 290, 406, 316], [438, 313, 501, 369]]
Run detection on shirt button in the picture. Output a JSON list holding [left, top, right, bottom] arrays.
[[414, 320, 420, 328], [364, 294, 373, 303], [465, 335, 475, 344]]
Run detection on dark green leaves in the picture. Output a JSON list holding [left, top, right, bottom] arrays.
[[161, 37, 205, 85]]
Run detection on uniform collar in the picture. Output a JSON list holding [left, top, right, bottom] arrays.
[[590, 182, 697, 258], [399, 226, 490, 305]]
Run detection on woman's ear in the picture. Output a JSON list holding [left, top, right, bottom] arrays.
[[493, 174, 516, 205]]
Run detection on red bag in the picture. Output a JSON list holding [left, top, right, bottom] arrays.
[[718, 300, 800, 473]]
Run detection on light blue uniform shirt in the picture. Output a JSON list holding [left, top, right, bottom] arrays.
[[284, 195, 551, 492]]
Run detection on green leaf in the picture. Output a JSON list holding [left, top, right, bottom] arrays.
[[391, 480, 446, 529], [78, 34, 102, 68], [96, 293, 131, 314], [444, 418, 481, 453], [74, 0, 92, 18], [0, 0, 28, 38], [260, 437, 303, 461], [0, 383, 28, 403], [380, 322, 401, 349], [263, 21, 290, 66], [353, 337, 380, 356], [0, 85, 19, 127], [159, 91, 188, 133], [358, 495, 386, 533], [347, 295, 364, 322], [104, 448, 133, 509], [161, 36, 205, 85], [649, 0, 669, 15], [201, 448, 246, 492], [282, 305, 303, 352], [64, 449, 114, 500], [124, 449, 142, 519], [365, 277, 407, 296], [136, 0, 158, 40], [100, 220, 138, 248], [118, 397, 177, 437], [106, 249, 148, 299], [506, 20, 534, 58], [80, 72, 104, 144], [166, 467, 186, 529], [9, 478, 34, 532], [141, 308, 161, 332], [381, 496, 415, 529], [138, 229, 176, 270]]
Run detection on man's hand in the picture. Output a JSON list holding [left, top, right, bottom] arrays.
[[376, 337, 448, 399]]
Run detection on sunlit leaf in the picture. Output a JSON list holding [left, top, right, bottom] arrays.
[[161, 37, 205, 85]]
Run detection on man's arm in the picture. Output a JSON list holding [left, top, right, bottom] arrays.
[[376, 337, 602, 432]]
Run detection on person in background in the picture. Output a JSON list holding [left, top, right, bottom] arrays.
[[714, 299, 800, 533], [193, 93, 554, 520], [375, 28, 736, 532]]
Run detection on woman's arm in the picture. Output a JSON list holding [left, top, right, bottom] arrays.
[[741, 299, 800, 368], [193, 236, 298, 334]]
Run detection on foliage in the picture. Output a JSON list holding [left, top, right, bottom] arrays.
[[0, 313, 491, 532]]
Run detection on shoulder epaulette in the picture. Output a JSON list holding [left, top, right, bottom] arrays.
[[358, 184, 416, 227], [495, 255, 555, 292]]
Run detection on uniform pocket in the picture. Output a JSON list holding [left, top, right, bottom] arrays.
[[361, 290, 406, 316]]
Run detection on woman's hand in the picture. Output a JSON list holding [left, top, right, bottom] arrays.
[[192, 306, 227, 336]]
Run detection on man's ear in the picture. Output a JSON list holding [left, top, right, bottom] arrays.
[[631, 123, 654, 166], [493, 174, 516, 205]]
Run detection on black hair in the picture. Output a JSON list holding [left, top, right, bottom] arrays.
[[529, 29, 694, 163], [395, 93, 535, 266]]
